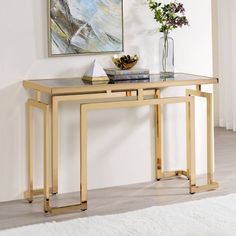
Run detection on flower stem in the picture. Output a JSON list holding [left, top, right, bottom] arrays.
[[162, 32, 168, 74]]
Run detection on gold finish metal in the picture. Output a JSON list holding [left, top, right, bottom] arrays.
[[23, 74, 218, 95], [82, 76, 109, 83], [25, 97, 87, 213], [25, 99, 50, 203], [53, 92, 127, 103], [23, 80, 52, 94], [188, 96, 196, 192], [196, 85, 201, 91], [186, 92, 191, 180], [81, 97, 192, 109], [50, 91, 135, 194], [48, 202, 87, 215], [112, 54, 139, 70], [36, 91, 41, 102], [186, 89, 219, 193], [51, 79, 218, 95], [155, 90, 162, 180], [207, 92, 214, 184], [138, 89, 143, 100], [23, 74, 219, 214], [24, 188, 53, 199], [43, 103, 50, 212], [27, 100, 33, 202], [51, 96, 58, 194], [80, 95, 194, 194], [191, 182, 219, 193], [157, 170, 188, 179], [155, 95, 195, 186], [80, 105, 87, 203], [126, 91, 132, 96]]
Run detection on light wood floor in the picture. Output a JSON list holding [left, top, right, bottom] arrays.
[[0, 128, 235, 230]]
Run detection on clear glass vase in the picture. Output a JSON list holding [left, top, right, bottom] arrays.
[[159, 32, 174, 79]]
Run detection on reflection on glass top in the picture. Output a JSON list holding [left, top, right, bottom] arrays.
[[28, 73, 215, 88]]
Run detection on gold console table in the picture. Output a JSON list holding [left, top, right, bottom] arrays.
[[23, 73, 219, 214]]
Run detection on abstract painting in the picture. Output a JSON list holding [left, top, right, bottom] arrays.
[[49, 0, 124, 56]]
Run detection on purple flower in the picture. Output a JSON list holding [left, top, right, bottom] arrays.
[[147, 0, 189, 33], [177, 3, 185, 13]]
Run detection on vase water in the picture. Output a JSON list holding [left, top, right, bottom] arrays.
[[159, 32, 174, 79]]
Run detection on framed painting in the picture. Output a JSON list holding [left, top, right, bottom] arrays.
[[48, 0, 124, 56]]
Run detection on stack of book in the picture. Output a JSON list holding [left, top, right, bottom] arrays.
[[104, 68, 150, 82]]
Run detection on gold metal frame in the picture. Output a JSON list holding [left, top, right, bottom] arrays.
[[186, 87, 219, 193], [154, 90, 190, 182], [23, 91, 124, 212], [23, 76, 219, 214], [23, 75, 218, 95], [24, 98, 51, 208], [79, 93, 197, 196], [50, 91, 131, 197]]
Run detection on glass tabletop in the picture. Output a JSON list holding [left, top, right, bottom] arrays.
[[27, 73, 216, 88]]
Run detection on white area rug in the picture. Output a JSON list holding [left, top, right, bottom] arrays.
[[1, 194, 236, 236]]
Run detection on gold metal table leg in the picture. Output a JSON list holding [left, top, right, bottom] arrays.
[[24, 99, 52, 203], [51, 96, 59, 194], [155, 90, 163, 181], [80, 105, 88, 204], [154, 90, 191, 182], [26, 100, 33, 203], [207, 92, 214, 185], [25, 88, 218, 214], [186, 88, 219, 193], [43, 104, 50, 212], [81, 96, 194, 193], [186, 95, 197, 193], [42, 102, 87, 215]]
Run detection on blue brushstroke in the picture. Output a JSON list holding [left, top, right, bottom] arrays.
[[67, 0, 122, 52]]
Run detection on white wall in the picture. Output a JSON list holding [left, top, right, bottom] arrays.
[[217, 0, 236, 130], [0, 0, 213, 202]]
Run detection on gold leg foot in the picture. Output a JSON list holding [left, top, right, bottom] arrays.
[[24, 188, 53, 201], [48, 202, 87, 215], [157, 170, 188, 179], [190, 182, 219, 194], [44, 198, 50, 213]]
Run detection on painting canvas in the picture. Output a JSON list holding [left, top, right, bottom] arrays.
[[49, 0, 124, 56]]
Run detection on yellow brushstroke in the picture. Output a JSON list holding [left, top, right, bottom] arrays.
[[51, 19, 69, 41], [98, 3, 109, 14]]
